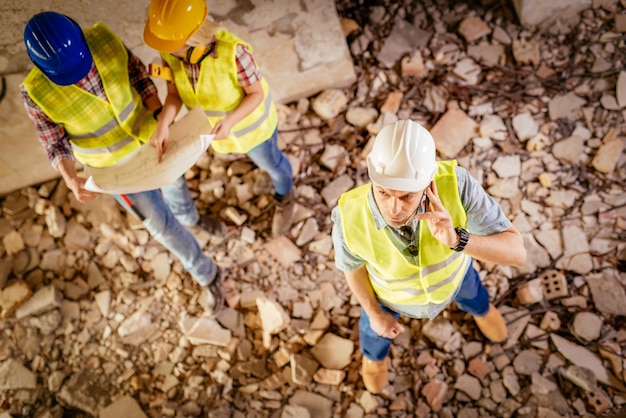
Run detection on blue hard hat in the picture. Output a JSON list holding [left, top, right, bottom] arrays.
[[24, 12, 93, 86]]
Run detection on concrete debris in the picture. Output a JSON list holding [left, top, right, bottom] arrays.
[[0, 1, 625, 417]]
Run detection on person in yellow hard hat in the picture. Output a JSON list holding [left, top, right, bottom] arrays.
[[331, 120, 527, 394], [21, 11, 223, 314], [143, 0, 295, 237]]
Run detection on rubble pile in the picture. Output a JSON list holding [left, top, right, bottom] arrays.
[[1, 0, 625, 417]]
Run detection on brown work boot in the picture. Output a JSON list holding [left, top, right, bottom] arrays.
[[271, 192, 295, 237], [200, 270, 224, 317], [361, 357, 388, 394], [196, 213, 227, 236], [473, 304, 507, 343]]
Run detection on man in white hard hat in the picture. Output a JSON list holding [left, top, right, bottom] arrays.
[[331, 119, 527, 394]]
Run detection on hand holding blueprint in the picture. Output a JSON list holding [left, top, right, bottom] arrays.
[[84, 106, 213, 194]]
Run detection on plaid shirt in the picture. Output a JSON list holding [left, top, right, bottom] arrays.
[[21, 49, 158, 169], [177, 42, 261, 90]]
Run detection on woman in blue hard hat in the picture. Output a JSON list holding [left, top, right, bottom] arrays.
[[143, 0, 295, 237], [20, 11, 223, 312]]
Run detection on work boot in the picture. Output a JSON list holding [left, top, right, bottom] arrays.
[[361, 357, 388, 394], [196, 213, 226, 236], [271, 192, 295, 237], [200, 270, 224, 316], [473, 303, 507, 343]]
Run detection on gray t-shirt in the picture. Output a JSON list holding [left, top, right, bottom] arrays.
[[330, 165, 512, 319]]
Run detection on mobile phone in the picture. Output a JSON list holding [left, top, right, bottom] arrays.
[[148, 63, 173, 81]]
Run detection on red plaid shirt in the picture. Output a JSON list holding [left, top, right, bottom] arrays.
[[21, 49, 158, 169]]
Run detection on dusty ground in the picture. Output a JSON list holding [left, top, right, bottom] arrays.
[[0, 0, 625, 417]]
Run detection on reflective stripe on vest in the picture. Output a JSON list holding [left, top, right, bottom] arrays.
[[21, 22, 156, 168], [338, 160, 471, 306], [162, 29, 277, 154], [70, 100, 135, 139]]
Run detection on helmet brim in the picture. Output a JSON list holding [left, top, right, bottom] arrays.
[[143, 23, 186, 53], [43, 50, 93, 86], [367, 158, 436, 192]]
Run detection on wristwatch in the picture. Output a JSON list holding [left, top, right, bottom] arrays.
[[450, 227, 469, 252]]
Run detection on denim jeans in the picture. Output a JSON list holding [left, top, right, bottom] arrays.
[[114, 175, 217, 286], [360, 265, 490, 361], [246, 128, 293, 197]]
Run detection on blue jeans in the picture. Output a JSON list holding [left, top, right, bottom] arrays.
[[360, 265, 490, 361], [114, 176, 217, 286], [246, 128, 293, 197]]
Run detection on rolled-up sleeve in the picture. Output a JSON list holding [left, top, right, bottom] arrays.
[[331, 205, 366, 272], [456, 166, 513, 236]]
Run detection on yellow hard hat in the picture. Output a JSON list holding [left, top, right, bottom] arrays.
[[144, 0, 208, 52]]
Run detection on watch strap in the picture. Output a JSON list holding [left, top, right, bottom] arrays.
[[450, 227, 469, 252]]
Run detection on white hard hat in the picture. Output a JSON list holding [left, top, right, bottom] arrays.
[[367, 120, 437, 192]]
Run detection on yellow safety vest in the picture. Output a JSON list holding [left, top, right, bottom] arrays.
[[339, 160, 471, 307], [22, 23, 156, 168], [162, 29, 278, 154]]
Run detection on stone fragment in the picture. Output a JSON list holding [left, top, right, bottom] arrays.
[[551, 334, 625, 390], [422, 318, 462, 352], [552, 135, 585, 164], [178, 315, 232, 347], [401, 50, 427, 78], [512, 39, 540, 65], [467, 357, 490, 380], [288, 390, 333, 418], [282, 405, 311, 418], [617, 70, 626, 107], [585, 271, 626, 317], [492, 155, 521, 178], [548, 92, 587, 121], [513, 349, 542, 375], [57, 370, 112, 417], [458, 16, 490, 42], [257, 296, 290, 348], [555, 226, 593, 274], [0, 359, 37, 390], [502, 366, 520, 396], [592, 138, 624, 174], [430, 109, 478, 158], [14, 285, 62, 319], [468, 42, 505, 66], [511, 112, 538, 140], [516, 278, 544, 305], [530, 372, 558, 395], [346, 107, 378, 129], [313, 368, 346, 385], [264, 237, 302, 269], [319, 144, 347, 172], [453, 58, 482, 85], [422, 379, 448, 412], [45, 206, 66, 238], [303, 310, 331, 346], [381, 91, 403, 114], [290, 354, 320, 385], [310, 333, 354, 369], [571, 312, 603, 342], [321, 174, 354, 208], [2, 230, 24, 256], [311, 89, 348, 120], [479, 114, 507, 141], [539, 311, 561, 331], [377, 18, 431, 68], [100, 395, 147, 418], [0, 281, 32, 319]]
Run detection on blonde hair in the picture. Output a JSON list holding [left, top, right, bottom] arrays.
[[186, 17, 221, 47]]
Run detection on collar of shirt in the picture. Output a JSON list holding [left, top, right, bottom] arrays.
[[367, 184, 427, 232]]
